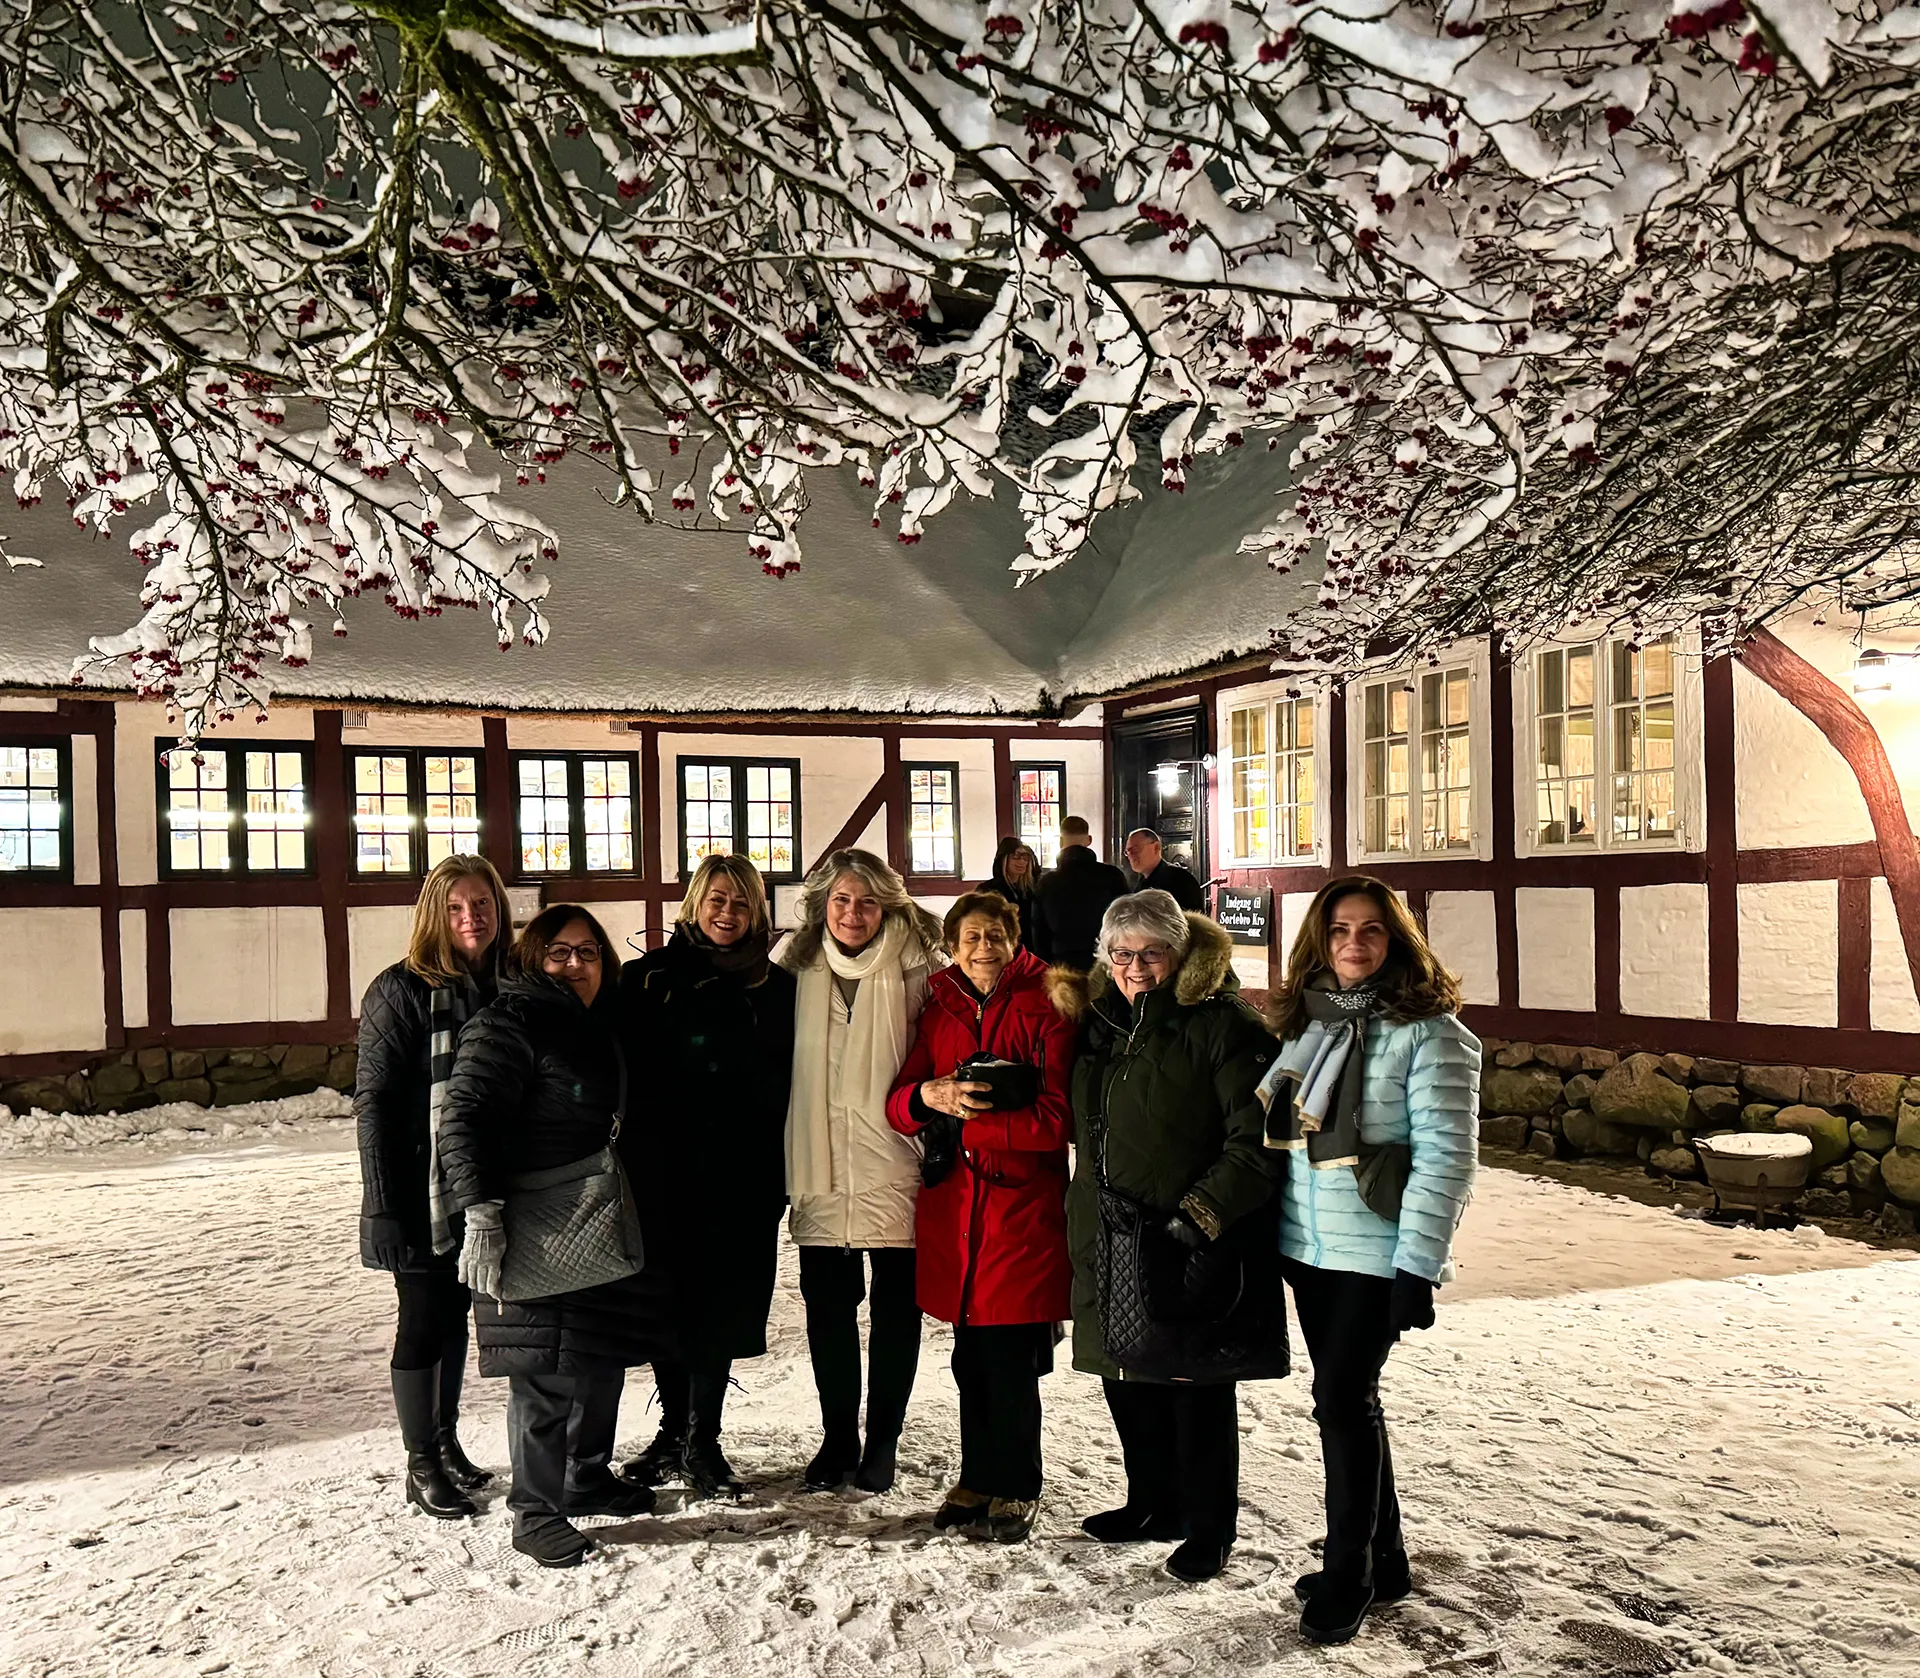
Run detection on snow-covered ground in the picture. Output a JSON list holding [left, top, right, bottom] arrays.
[[0, 1087, 353, 1156], [3, 1133, 1919, 1678]]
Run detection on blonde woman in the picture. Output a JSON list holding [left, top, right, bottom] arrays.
[[779, 847, 943, 1492], [355, 853, 512, 1521], [617, 855, 796, 1496]]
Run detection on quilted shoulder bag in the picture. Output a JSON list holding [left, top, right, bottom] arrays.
[[499, 1041, 646, 1302]]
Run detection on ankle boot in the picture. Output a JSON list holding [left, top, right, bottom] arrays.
[[436, 1420, 492, 1491], [684, 1366, 745, 1496], [805, 1429, 862, 1490], [853, 1430, 899, 1494], [393, 1368, 475, 1520]]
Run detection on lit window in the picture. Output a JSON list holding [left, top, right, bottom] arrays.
[[348, 750, 484, 876], [1013, 763, 1065, 867], [1361, 665, 1475, 858], [1419, 669, 1472, 853], [1361, 681, 1412, 855], [678, 758, 800, 880], [159, 744, 311, 875], [1226, 697, 1315, 863], [513, 752, 639, 876], [0, 741, 69, 876], [905, 762, 960, 876], [1533, 637, 1678, 849]]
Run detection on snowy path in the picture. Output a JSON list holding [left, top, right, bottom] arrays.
[[3, 1141, 1919, 1677]]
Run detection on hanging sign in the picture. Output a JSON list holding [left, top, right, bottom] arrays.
[[1215, 885, 1272, 947]]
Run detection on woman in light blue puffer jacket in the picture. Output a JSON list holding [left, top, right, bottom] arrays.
[[1260, 876, 1480, 1649]]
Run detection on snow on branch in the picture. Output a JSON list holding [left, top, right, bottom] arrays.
[[0, 0, 1913, 730]]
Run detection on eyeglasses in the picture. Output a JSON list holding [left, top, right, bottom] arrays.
[[544, 941, 603, 966], [1108, 946, 1172, 967]]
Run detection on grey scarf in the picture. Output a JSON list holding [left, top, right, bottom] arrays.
[[427, 970, 484, 1255]]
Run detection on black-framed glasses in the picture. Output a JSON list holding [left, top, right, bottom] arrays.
[[544, 940, 603, 966]]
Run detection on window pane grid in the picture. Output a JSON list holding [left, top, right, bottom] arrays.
[[1419, 670, 1472, 852], [680, 759, 798, 880], [1277, 697, 1314, 859], [0, 744, 65, 873], [518, 756, 573, 874], [1362, 682, 1411, 855], [1228, 705, 1269, 862], [164, 748, 234, 872], [906, 764, 959, 876], [352, 753, 414, 874], [1535, 646, 1596, 847], [1611, 638, 1678, 843], [744, 764, 795, 878], [244, 751, 309, 872], [422, 755, 481, 868], [1014, 766, 1064, 868], [581, 757, 635, 873]]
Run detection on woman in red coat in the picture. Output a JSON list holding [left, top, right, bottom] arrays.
[[887, 890, 1075, 1544]]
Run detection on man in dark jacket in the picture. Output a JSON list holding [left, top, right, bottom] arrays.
[[1124, 828, 1205, 912], [1032, 816, 1128, 969]]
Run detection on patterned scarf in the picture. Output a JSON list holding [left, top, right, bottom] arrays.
[[427, 968, 484, 1255]]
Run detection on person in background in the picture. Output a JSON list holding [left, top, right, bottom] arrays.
[[441, 905, 674, 1568], [780, 848, 944, 1492], [1053, 890, 1287, 1584], [886, 891, 1075, 1544], [355, 854, 512, 1522], [1031, 815, 1127, 971], [979, 837, 1043, 953], [1264, 876, 1480, 1646], [1123, 827, 1205, 912], [618, 855, 795, 1496]]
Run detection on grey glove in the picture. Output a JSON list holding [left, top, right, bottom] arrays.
[[457, 1201, 506, 1299]]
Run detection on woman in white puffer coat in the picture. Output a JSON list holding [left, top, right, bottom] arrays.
[[778, 847, 943, 1492]]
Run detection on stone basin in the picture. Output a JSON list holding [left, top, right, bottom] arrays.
[[1696, 1131, 1813, 1221]]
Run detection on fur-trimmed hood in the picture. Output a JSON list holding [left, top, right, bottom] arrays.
[[1045, 912, 1238, 1024]]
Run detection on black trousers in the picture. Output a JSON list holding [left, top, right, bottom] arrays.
[[505, 1370, 626, 1527], [1102, 1378, 1240, 1544], [1283, 1257, 1403, 1587], [796, 1246, 923, 1443], [952, 1322, 1053, 1501], [650, 1358, 735, 1441], [391, 1270, 473, 1427]]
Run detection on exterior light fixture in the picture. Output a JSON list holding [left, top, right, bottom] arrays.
[[1854, 648, 1897, 702], [1153, 762, 1183, 796]]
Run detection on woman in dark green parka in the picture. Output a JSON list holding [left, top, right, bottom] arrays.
[[1050, 889, 1286, 1585]]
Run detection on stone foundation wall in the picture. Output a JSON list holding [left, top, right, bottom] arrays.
[[1, 1044, 358, 1117], [1479, 1039, 1920, 1235]]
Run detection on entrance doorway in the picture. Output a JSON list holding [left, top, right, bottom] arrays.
[[1110, 707, 1209, 889]]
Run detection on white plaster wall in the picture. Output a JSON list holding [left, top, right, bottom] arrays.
[[657, 732, 881, 885], [1736, 879, 1838, 1027], [1010, 738, 1106, 857], [592, 900, 651, 964], [71, 733, 100, 886], [115, 700, 316, 886], [1733, 663, 1873, 851], [120, 908, 148, 1030], [505, 716, 634, 749], [347, 905, 415, 1015], [0, 696, 59, 712], [1870, 878, 1920, 1034], [171, 906, 328, 1024], [1426, 891, 1500, 1007], [906, 737, 996, 881], [356, 710, 488, 747], [0, 907, 105, 1054], [1229, 948, 1272, 992], [1515, 888, 1595, 1013], [1619, 883, 1710, 1020], [1277, 890, 1319, 986]]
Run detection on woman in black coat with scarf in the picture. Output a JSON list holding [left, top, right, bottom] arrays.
[[980, 837, 1043, 954], [618, 854, 795, 1496], [440, 904, 677, 1568], [354, 854, 511, 1521]]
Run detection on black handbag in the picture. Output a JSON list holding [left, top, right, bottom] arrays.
[[498, 1041, 645, 1302]]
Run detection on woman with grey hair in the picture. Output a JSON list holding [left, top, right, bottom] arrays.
[[1050, 889, 1288, 1583], [779, 847, 944, 1492]]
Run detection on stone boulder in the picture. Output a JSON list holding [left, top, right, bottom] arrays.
[[1898, 1101, 1920, 1151], [1535, 1044, 1587, 1073], [1741, 1064, 1805, 1106], [323, 1050, 358, 1092], [1480, 1067, 1563, 1117], [1, 1076, 72, 1113], [1562, 1109, 1640, 1157], [135, 1046, 170, 1084], [1739, 1103, 1780, 1132], [1590, 1054, 1691, 1131], [91, 1062, 144, 1103], [1480, 1115, 1529, 1151], [1802, 1068, 1850, 1109], [1564, 1073, 1598, 1109], [151, 1076, 212, 1105], [1579, 1048, 1619, 1073], [170, 1049, 207, 1079], [1882, 1147, 1920, 1208], [1494, 1041, 1536, 1068], [1648, 1144, 1701, 1180], [1689, 1085, 1742, 1129], [1817, 1162, 1849, 1190], [1693, 1057, 1741, 1087], [1771, 1106, 1851, 1170], [1846, 1073, 1906, 1120], [1659, 1053, 1696, 1086], [1526, 1131, 1559, 1160], [1850, 1118, 1896, 1155], [1848, 1152, 1884, 1195], [279, 1043, 332, 1082]]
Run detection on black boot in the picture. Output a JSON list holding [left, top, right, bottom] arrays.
[[1295, 1549, 1411, 1605], [621, 1362, 690, 1486], [805, 1430, 862, 1490], [684, 1366, 745, 1497], [852, 1432, 898, 1494], [512, 1514, 593, 1569], [1166, 1538, 1234, 1582], [1080, 1506, 1185, 1544], [436, 1340, 492, 1490], [1299, 1578, 1375, 1644], [393, 1367, 475, 1520]]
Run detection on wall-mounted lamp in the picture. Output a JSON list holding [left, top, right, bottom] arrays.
[[1153, 762, 1183, 796], [1853, 648, 1903, 702]]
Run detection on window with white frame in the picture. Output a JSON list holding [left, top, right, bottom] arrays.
[[1225, 695, 1315, 863], [904, 762, 960, 876], [1013, 763, 1065, 867], [678, 758, 800, 880], [1360, 666, 1475, 856], [158, 744, 312, 875], [1533, 636, 1678, 847]]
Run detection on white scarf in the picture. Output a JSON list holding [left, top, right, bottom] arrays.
[[786, 917, 918, 1199]]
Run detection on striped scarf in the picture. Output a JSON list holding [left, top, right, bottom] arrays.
[[428, 971, 483, 1256]]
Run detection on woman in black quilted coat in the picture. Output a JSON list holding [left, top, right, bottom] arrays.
[[354, 854, 511, 1523], [617, 854, 795, 1497], [439, 903, 676, 1568]]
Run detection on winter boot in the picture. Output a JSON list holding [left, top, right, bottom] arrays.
[[435, 1343, 491, 1490], [805, 1430, 862, 1490], [392, 1367, 476, 1520], [933, 1487, 991, 1532], [1294, 1550, 1412, 1606], [621, 1362, 691, 1485], [1080, 1506, 1185, 1544], [683, 1365, 745, 1497], [563, 1468, 657, 1519], [1165, 1537, 1234, 1583], [1299, 1579, 1375, 1645], [512, 1515, 593, 1569], [853, 1431, 899, 1493], [988, 1496, 1040, 1545]]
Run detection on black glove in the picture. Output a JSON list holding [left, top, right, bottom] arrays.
[[1390, 1270, 1436, 1334], [1163, 1208, 1210, 1251], [362, 1212, 411, 1270], [918, 1113, 964, 1188]]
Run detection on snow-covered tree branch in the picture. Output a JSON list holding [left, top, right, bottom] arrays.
[[0, 0, 1914, 729]]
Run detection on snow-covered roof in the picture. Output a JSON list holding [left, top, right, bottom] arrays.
[[0, 448, 1310, 715]]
